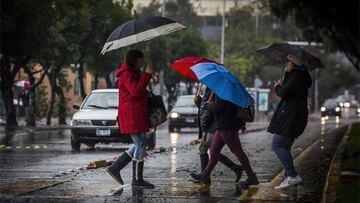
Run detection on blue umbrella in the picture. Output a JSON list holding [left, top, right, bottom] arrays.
[[191, 63, 254, 108]]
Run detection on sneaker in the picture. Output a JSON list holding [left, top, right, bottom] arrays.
[[274, 175, 302, 189]]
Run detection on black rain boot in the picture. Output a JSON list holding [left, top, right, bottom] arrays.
[[200, 154, 209, 172], [132, 160, 155, 189], [219, 153, 243, 182], [107, 152, 132, 185], [190, 171, 211, 184], [238, 173, 259, 189]]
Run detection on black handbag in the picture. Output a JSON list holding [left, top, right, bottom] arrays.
[[236, 103, 255, 122], [147, 92, 167, 128]]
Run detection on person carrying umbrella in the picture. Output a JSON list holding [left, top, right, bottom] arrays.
[[190, 93, 259, 188], [193, 87, 243, 183], [184, 62, 258, 189], [257, 43, 320, 189], [268, 54, 312, 189], [107, 49, 154, 189], [102, 15, 186, 189]]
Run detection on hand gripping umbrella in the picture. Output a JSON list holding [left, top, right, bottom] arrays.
[[101, 16, 186, 55]]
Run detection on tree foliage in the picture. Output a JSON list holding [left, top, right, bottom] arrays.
[[0, 0, 56, 126], [268, 0, 360, 71], [208, 3, 302, 86]]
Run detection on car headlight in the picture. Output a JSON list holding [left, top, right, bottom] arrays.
[[335, 107, 340, 112], [344, 102, 350, 108], [70, 119, 92, 126], [170, 112, 180, 119], [339, 103, 344, 107], [357, 108, 360, 113], [321, 107, 326, 112]]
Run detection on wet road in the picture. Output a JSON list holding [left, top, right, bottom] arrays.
[[0, 118, 357, 202]]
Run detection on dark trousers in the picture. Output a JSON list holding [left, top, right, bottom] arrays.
[[204, 130, 254, 176]]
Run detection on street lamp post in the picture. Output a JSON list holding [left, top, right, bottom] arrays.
[[220, 0, 226, 63]]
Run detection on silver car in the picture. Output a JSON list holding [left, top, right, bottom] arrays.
[[168, 95, 199, 132], [70, 89, 156, 152]]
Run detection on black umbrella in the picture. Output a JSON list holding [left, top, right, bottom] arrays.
[[101, 16, 186, 55], [256, 42, 324, 71]]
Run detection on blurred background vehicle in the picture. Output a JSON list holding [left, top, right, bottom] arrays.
[[70, 89, 156, 152], [168, 95, 198, 132], [321, 99, 342, 118]]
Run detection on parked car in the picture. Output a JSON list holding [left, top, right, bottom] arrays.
[[168, 95, 198, 132], [70, 89, 156, 152], [321, 99, 341, 118]]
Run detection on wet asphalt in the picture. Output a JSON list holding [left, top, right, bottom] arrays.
[[0, 118, 358, 202]]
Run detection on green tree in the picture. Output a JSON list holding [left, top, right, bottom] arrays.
[[208, 3, 302, 86], [138, 0, 208, 98], [268, 0, 359, 71], [84, 0, 132, 89], [0, 0, 56, 126]]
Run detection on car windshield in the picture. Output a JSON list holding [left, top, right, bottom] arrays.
[[82, 92, 118, 109], [323, 100, 338, 108], [174, 96, 196, 108]]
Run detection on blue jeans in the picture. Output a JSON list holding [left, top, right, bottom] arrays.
[[271, 134, 297, 177], [126, 133, 147, 161]]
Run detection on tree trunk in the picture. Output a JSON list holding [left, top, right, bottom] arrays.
[[0, 59, 20, 126], [26, 74, 36, 126], [78, 63, 86, 99], [23, 64, 50, 126], [46, 61, 65, 126], [46, 68, 57, 126], [57, 86, 67, 125], [3, 82, 18, 126], [105, 73, 113, 88], [94, 73, 99, 89]]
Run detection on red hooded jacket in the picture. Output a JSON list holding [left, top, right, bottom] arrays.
[[116, 63, 152, 134]]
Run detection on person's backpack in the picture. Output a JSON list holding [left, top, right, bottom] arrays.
[[236, 103, 255, 122]]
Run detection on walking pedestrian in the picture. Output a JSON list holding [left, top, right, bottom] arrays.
[[190, 94, 259, 189], [107, 49, 154, 189], [268, 54, 312, 189], [192, 88, 243, 183]]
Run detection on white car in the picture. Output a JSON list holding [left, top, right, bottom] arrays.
[[70, 89, 156, 152]]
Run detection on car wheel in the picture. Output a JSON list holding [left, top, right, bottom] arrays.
[[147, 131, 156, 150], [71, 134, 81, 152], [169, 125, 175, 132]]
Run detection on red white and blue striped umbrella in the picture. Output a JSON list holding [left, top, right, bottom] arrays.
[[101, 16, 186, 55]]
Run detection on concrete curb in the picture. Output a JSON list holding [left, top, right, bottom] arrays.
[[321, 124, 352, 203]]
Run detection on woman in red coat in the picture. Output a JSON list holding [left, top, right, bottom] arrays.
[[107, 49, 154, 188]]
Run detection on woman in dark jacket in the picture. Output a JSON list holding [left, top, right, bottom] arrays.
[[193, 88, 243, 183], [107, 49, 154, 189], [191, 94, 258, 189], [268, 54, 312, 189]]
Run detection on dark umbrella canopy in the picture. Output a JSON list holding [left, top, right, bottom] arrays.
[[101, 16, 186, 54], [256, 42, 324, 71]]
